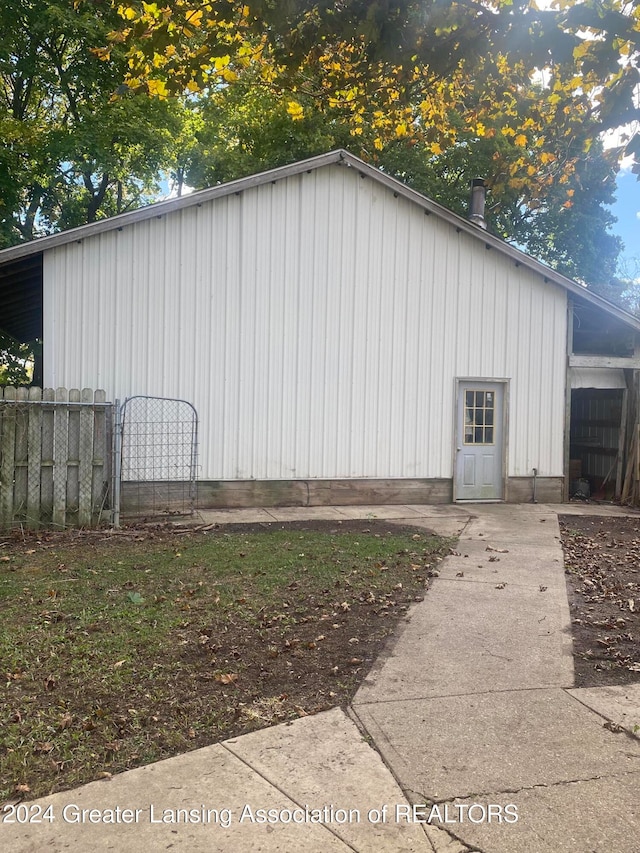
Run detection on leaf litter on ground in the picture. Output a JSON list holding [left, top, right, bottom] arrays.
[[560, 514, 640, 687]]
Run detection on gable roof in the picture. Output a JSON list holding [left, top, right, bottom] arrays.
[[2, 148, 640, 340]]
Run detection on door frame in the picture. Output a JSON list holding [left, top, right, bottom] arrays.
[[453, 377, 509, 502]]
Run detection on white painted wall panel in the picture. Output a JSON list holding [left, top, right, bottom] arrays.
[[43, 164, 568, 481]]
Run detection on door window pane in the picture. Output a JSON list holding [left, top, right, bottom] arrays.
[[463, 388, 497, 445]]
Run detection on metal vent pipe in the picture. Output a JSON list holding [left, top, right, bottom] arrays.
[[469, 178, 487, 230]]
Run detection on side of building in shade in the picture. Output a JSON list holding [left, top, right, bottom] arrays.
[[2, 150, 639, 507]]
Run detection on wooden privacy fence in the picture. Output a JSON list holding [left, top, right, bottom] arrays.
[[0, 387, 113, 530]]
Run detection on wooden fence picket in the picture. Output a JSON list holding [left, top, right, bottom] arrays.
[[78, 388, 95, 527], [52, 387, 69, 529], [27, 386, 43, 529], [0, 386, 17, 527]]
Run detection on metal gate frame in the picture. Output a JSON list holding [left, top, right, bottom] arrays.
[[112, 395, 198, 525]]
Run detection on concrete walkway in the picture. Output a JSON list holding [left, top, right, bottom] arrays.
[[2, 504, 640, 852]]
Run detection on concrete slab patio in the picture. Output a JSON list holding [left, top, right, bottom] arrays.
[[2, 502, 639, 853]]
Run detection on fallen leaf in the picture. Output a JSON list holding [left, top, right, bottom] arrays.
[[214, 672, 238, 685], [113, 660, 126, 668], [58, 714, 73, 730]]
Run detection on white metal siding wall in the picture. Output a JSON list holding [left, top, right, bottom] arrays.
[[43, 164, 567, 481]]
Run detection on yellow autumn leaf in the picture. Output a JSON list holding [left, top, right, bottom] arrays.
[[430, 141, 443, 155], [395, 122, 408, 137], [147, 78, 169, 98], [92, 46, 112, 62], [186, 9, 202, 27], [374, 137, 384, 151], [287, 100, 304, 120], [118, 5, 137, 20], [514, 134, 528, 147]]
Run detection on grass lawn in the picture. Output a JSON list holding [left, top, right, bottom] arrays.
[[0, 520, 451, 801]]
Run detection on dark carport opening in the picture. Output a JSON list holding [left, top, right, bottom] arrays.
[[0, 253, 44, 385], [569, 387, 626, 500]]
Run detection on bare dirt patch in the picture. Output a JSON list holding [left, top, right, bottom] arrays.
[[559, 514, 640, 687]]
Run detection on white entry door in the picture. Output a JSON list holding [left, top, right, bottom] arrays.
[[455, 381, 505, 501]]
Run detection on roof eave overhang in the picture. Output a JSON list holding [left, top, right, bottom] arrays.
[[0, 150, 347, 265], [1, 148, 639, 335], [336, 153, 640, 334]]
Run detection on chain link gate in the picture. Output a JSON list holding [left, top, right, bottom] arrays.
[[113, 396, 198, 523]]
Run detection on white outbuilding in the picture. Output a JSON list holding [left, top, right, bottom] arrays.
[[2, 150, 639, 507]]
